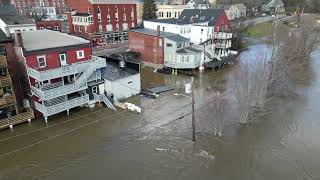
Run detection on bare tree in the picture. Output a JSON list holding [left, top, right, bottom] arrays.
[[269, 18, 319, 96], [198, 91, 228, 137], [234, 51, 271, 124]]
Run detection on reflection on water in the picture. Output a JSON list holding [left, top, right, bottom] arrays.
[[0, 45, 319, 180]]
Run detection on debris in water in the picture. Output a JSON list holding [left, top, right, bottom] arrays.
[[155, 147, 179, 153], [195, 150, 215, 160]]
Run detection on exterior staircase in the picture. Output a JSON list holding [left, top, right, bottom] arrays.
[[94, 93, 117, 111]]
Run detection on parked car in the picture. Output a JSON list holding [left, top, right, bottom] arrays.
[[286, 12, 292, 16]]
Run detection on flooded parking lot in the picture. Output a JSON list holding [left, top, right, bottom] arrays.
[[0, 45, 319, 180]]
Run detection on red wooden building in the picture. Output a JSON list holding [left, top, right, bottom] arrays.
[[66, 0, 138, 47], [14, 30, 112, 123]]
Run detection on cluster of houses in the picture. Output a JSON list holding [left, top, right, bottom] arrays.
[[0, 0, 286, 130]]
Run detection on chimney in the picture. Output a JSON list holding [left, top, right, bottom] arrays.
[[15, 32, 24, 48], [157, 25, 160, 36]]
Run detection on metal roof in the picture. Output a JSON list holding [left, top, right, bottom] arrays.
[[176, 47, 202, 54], [21, 30, 90, 51], [131, 28, 188, 42], [0, 4, 16, 16], [101, 61, 139, 81]]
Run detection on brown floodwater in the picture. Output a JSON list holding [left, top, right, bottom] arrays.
[[0, 44, 319, 180]]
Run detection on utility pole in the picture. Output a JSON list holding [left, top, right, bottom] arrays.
[[191, 76, 195, 142]]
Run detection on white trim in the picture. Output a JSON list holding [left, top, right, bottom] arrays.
[[76, 50, 85, 59], [37, 55, 46, 68]]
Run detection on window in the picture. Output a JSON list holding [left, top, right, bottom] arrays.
[[201, 29, 203, 34], [54, 26, 59, 30], [59, 53, 66, 61], [166, 43, 172, 47], [92, 86, 98, 94], [162, 27, 165, 31], [37, 55, 46, 68], [39, 27, 44, 30], [76, 50, 84, 59]]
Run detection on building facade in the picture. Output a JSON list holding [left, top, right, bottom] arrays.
[[129, 27, 202, 69], [0, 29, 34, 130], [15, 30, 115, 123], [35, 20, 62, 31], [157, 4, 190, 19], [11, 0, 68, 15], [140, 9, 233, 68], [216, 3, 247, 20], [66, 0, 138, 47]]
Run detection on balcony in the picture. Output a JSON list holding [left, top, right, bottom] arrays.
[[27, 56, 106, 82], [0, 109, 35, 130], [34, 94, 90, 117], [0, 95, 16, 108], [0, 55, 8, 67], [214, 33, 233, 40], [31, 81, 87, 101], [0, 75, 12, 87]]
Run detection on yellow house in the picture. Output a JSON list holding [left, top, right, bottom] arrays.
[[157, 4, 190, 19]]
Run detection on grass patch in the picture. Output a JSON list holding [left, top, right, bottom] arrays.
[[242, 21, 273, 38]]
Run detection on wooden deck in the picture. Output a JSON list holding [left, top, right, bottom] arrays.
[[0, 75, 12, 87], [0, 55, 8, 67], [0, 109, 35, 130], [0, 95, 16, 108]]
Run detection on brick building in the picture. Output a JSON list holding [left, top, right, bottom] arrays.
[[35, 20, 62, 31], [14, 30, 115, 123], [0, 29, 34, 130], [11, 0, 68, 15], [66, 0, 138, 47]]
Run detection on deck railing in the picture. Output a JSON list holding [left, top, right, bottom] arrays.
[[34, 94, 90, 117]]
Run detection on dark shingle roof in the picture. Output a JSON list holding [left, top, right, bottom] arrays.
[[147, 9, 224, 26], [101, 62, 139, 81], [0, 4, 16, 16], [130, 28, 188, 42], [179, 9, 224, 26], [0, 29, 12, 43], [165, 35, 188, 42], [0, 15, 34, 25]]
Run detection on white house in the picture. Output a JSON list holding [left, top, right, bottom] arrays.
[[262, 0, 285, 14], [101, 58, 141, 101], [157, 4, 190, 19], [216, 3, 247, 20], [143, 9, 234, 68], [187, 0, 210, 9]]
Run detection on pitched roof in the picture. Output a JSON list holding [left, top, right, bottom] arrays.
[[147, 9, 225, 26], [0, 14, 34, 25], [179, 9, 225, 26], [20, 30, 90, 51], [130, 28, 188, 42], [165, 34, 189, 42]]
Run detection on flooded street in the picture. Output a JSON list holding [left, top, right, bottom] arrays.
[[0, 45, 320, 180]]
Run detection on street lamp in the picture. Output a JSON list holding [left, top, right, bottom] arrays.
[[174, 77, 196, 142]]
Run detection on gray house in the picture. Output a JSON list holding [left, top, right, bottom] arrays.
[[262, 0, 285, 14]]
